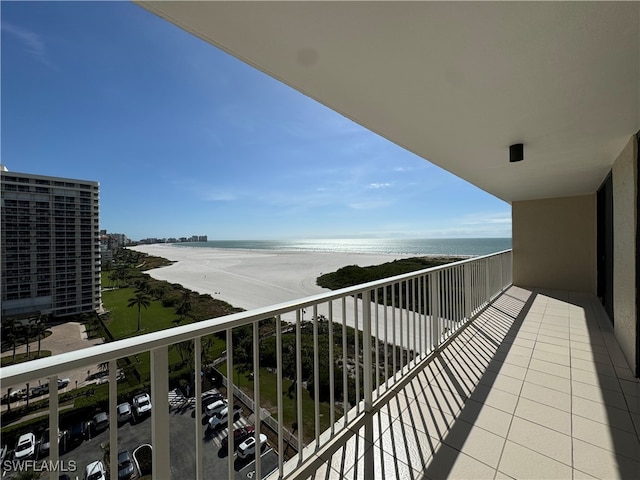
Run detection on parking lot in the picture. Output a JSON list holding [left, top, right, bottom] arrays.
[[2, 390, 278, 479]]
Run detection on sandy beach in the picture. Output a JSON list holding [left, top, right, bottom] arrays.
[[130, 244, 411, 312]]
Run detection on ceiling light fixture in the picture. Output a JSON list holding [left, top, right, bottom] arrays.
[[509, 143, 524, 163]]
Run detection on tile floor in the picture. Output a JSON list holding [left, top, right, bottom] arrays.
[[307, 286, 640, 479]]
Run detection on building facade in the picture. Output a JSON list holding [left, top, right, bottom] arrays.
[[1, 168, 101, 318]]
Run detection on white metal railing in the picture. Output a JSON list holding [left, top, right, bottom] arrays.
[[1, 250, 512, 480]]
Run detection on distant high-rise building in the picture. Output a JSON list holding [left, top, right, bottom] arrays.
[[1, 169, 101, 318]]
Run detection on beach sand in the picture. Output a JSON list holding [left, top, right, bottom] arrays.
[[130, 244, 411, 312]]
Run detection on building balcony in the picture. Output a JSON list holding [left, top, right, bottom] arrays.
[[2, 250, 638, 480]]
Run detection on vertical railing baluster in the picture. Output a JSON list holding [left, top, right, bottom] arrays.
[[383, 286, 389, 389], [296, 309, 304, 461], [362, 289, 374, 479], [313, 304, 320, 446], [276, 316, 284, 478], [342, 298, 348, 425], [109, 361, 118, 480], [328, 303, 335, 433], [151, 346, 170, 478], [253, 320, 261, 480], [398, 280, 404, 371], [194, 337, 203, 480], [418, 276, 423, 355], [354, 295, 360, 413], [392, 282, 397, 381], [363, 290, 372, 411], [226, 330, 234, 477], [374, 289, 379, 392], [48, 374, 58, 480], [432, 272, 441, 348]]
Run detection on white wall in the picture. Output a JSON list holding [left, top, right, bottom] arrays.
[[512, 195, 597, 293]]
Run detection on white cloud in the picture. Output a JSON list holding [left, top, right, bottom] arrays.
[[2, 22, 55, 69], [368, 182, 391, 189]]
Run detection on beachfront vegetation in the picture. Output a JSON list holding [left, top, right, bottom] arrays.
[[317, 256, 464, 290]]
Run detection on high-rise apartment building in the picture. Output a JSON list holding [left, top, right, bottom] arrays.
[[1, 167, 101, 318]]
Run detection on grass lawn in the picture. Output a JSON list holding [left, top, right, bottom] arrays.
[[102, 287, 186, 338], [101, 287, 226, 383], [218, 362, 338, 444], [1, 351, 52, 367]]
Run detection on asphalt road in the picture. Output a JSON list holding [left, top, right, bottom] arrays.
[[2, 398, 278, 479]]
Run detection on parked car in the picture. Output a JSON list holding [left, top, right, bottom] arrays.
[[204, 399, 227, 417], [221, 426, 255, 450], [40, 428, 62, 456], [208, 404, 242, 430], [30, 383, 49, 397], [14, 433, 36, 460], [237, 433, 267, 459], [92, 412, 109, 433], [65, 421, 88, 450], [57, 378, 71, 389], [117, 402, 132, 424], [132, 393, 152, 417], [83, 460, 106, 480], [117, 450, 137, 480], [201, 392, 224, 410]]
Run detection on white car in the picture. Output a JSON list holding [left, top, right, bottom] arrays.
[[208, 404, 242, 430], [14, 433, 36, 460], [57, 378, 71, 389], [204, 399, 227, 417], [237, 433, 267, 459], [83, 460, 106, 480], [132, 393, 152, 417]]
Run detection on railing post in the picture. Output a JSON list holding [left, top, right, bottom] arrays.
[[109, 361, 118, 480], [151, 346, 170, 478], [485, 257, 491, 304], [48, 375, 58, 480], [464, 262, 472, 320], [362, 290, 372, 412], [194, 337, 203, 480], [276, 316, 284, 478], [253, 320, 261, 480], [226, 329, 234, 478], [431, 272, 440, 349], [362, 289, 374, 480]]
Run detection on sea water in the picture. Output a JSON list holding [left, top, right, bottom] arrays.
[[172, 238, 511, 257]]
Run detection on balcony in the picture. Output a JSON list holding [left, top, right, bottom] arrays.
[[2, 250, 638, 480]]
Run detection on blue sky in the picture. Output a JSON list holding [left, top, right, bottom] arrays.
[[2, 1, 511, 241]]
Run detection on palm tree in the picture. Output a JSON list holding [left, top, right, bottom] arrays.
[[30, 315, 48, 358], [175, 290, 192, 322], [3, 317, 20, 363], [108, 270, 119, 288], [21, 324, 33, 359], [128, 291, 151, 331]]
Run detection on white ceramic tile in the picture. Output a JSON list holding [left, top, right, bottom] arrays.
[[572, 395, 636, 433], [571, 368, 622, 393], [572, 380, 629, 410], [572, 415, 640, 460], [506, 416, 572, 466], [498, 441, 573, 479], [573, 438, 640, 480], [421, 442, 497, 480], [520, 381, 571, 412], [524, 369, 571, 394], [514, 397, 571, 435]]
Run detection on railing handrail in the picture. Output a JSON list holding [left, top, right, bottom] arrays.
[[0, 249, 511, 387]]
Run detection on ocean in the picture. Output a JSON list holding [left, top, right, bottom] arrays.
[[172, 238, 512, 257]]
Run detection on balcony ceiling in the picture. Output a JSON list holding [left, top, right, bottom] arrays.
[[136, 1, 639, 203]]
